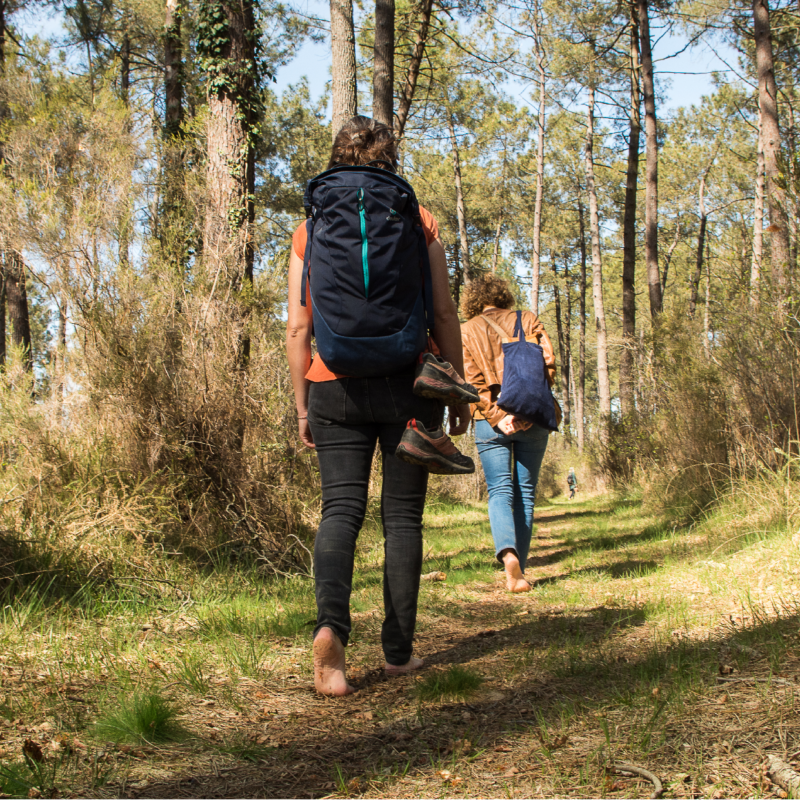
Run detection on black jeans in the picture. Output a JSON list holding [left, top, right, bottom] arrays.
[[308, 369, 441, 666]]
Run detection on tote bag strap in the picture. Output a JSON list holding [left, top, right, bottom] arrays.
[[481, 314, 513, 343]]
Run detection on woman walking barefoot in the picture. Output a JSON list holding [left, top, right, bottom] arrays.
[[286, 116, 470, 695], [460, 274, 560, 593]]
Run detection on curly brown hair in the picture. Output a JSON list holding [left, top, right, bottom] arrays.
[[327, 116, 398, 170], [460, 273, 516, 319]]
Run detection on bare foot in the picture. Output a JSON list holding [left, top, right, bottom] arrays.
[[502, 552, 531, 593], [385, 656, 424, 676], [313, 627, 355, 696]]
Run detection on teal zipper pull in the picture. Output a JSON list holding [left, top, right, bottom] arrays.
[[358, 188, 369, 297]]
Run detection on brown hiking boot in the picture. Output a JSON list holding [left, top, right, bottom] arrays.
[[413, 353, 480, 404], [395, 420, 475, 475]]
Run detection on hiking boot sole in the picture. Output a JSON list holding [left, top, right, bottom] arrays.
[[413, 376, 480, 404], [395, 442, 476, 475]]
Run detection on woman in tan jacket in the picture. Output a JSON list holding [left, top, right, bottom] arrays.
[[461, 274, 559, 593]]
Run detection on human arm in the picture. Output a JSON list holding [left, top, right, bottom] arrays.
[[286, 249, 315, 448], [428, 238, 469, 435]]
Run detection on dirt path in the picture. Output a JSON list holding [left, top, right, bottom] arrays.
[[117, 501, 800, 799]]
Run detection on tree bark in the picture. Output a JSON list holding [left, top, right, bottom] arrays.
[[5, 253, 32, 371], [552, 259, 570, 433], [703, 241, 711, 356], [448, 115, 470, 278], [491, 210, 503, 272], [0, 270, 5, 368], [576, 198, 587, 451], [373, 0, 394, 126], [661, 221, 680, 294], [165, 0, 183, 138], [689, 177, 707, 318], [331, 0, 358, 138], [394, 0, 433, 141], [584, 88, 611, 420], [163, 0, 187, 276], [119, 31, 132, 269], [637, 0, 661, 317], [201, 0, 256, 353], [750, 97, 765, 305], [753, 0, 789, 286], [530, 9, 545, 315], [620, 8, 640, 418]]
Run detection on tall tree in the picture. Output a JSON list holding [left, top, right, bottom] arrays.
[[637, 0, 661, 316], [552, 257, 571, 433], [530, 7, 545, 315], [162, 0, 187, 274], [0, 0, 31, 369], [198, 0, 259, 447], [753, 0, 789, 285], [331, 0, 357, 136], [373, 0, 394, 125], [584, 87, 611, 420], [620, 14, 640, 418], [576, 198, 587, 450], [448, 114, 471, 278], [395, 0, 434, 141], [750, 99, 765, 304], [689, 175, 708, 318]]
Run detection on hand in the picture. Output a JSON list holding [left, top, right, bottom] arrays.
[[497, 415, 520, 435], [447, 404, 470, 436], [299, 417, 315, 448]]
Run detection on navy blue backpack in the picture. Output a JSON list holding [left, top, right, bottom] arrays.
[[301, 165, 434, 377], [483, 311, 559, 432]]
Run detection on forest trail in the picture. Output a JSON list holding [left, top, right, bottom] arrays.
[[2, 494, 799, 799]]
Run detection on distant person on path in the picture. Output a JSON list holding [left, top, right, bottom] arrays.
[[567, 468, 578, 500], [286, 116, 471, 695], [461, 274, 560, 593]]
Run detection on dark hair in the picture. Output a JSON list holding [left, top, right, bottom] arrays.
[[327, 115, 398, 170], [460, 273, 516, 320]]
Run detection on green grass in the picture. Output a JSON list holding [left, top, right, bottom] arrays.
[[414, 664, 484, 702], [94, 691, 185, 745]]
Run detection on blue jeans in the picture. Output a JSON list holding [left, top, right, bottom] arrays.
[[474, 418, 550, 572]]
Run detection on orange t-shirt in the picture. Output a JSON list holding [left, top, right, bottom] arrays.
[[292, 206, 440, 382]]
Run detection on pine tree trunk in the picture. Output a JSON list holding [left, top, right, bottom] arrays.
[[330, 0, 357, 137], [585, 88, 611, 420], [0, 0, 30, 372], [0, 271, 5, 368], [637, 0, 661, 317], [491, 210, 502, 272], [395, 0, 433, 142], [200, 0, 257, 400], [552, 260, 570, 433], [661, 222, 680, 294], [119, 32, 131, 269], [448, 115, 470, 278], [703, 244, 711, 356], [564, 259, 572, 437], [751, 98, 765, 305], [163, 0, 187, 276], [689, 177, 707, 318], [373, 0, 394, 126], [753, 0, 789, 286], [165, 0, 183, 138], [620, 9, 640, 418], [576, 198, 587, 451], [5, 253, 32, 371], [531, 13, 545, 315]]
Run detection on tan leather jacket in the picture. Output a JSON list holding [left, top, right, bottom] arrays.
[[461, 307, 560, 429]]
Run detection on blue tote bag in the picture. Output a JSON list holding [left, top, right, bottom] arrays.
[[482, 311, 559, 432]]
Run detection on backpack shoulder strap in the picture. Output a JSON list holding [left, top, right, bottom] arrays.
[[481, 314, 512, 343]]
